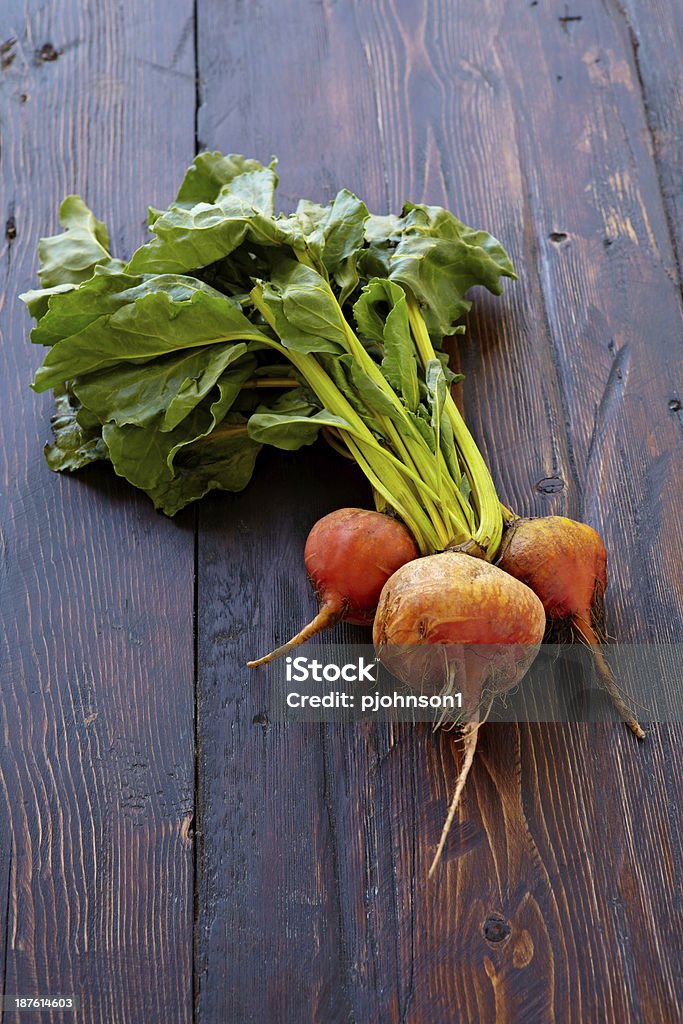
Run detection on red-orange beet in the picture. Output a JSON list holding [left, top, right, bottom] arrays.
[[248, 508, 418, 667], [496, 515, 644, 738]]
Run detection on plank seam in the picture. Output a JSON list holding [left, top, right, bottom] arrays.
[[610, 0, 683, 300], [192, 5, 201, 1023], [2, 843, 11, 1016], [192, 505, 200, 1024], [193, 0, 201, 153], [399, 741, 417, 1024], [320, 726, 356, 1023]]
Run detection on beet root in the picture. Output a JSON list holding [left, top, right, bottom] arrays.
[[496, 515, 644, 739], [373, 552, 546, 716], [248, 508, 418, 667], [429, 720, 480, 877], [373, 551, 546, 872]]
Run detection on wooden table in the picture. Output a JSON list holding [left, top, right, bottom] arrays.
[[1, 1, 681, 1021]]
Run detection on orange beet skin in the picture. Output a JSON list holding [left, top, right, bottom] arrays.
[[495, 515, 644, 739], [248, 508, 418, 667], [305, 507, 419, 625], [374, 552, 547, 646], [373, 552, 546, 712], [496, 515, 607, 622]]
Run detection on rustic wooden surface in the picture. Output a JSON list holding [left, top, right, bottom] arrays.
[[0, 0, 681, 1022], [0, 2, 196, 1023]]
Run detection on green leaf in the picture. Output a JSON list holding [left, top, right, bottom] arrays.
[[163, 413, 262, 512], [459, 473, 472, 504], [425, 358, 447, 461], [425, 358, 448, 425], [423, 358, 462, 480], [319, 354, 380, 435], [198, 244, 274, 298], [258, 260, 348, 354], [303, 189, 370, 303], [439, 412, 458, 479], [433, 348, 464, 387], [45, 386, 108, 472], [29, 265, 143, 347], [20, 283, 77, 323], [248, 388, 349, 450], [225, 167, 279, 216], [103, 383, 262, 516], [162, 350, 255, 430], [359, 202, 516, 345], [175, 152, 267, 206], [346, 359, 405, 429], [36, 196, 116, 289], [364, 213, 400, 243], [354, 278, 419, 411], [74, 345, 256, 431], [127, 167, 293, 276], [293, 199, 328, 236], [32, 273, 271, 392], [407, 409, 436, 454]]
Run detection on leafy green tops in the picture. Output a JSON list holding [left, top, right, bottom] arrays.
[[22, 152, 515, 554]]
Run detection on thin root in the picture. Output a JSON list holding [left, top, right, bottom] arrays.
[[429, 721, 481, 877], [573, 617, 645, 740], [247, 602, 341, 668]]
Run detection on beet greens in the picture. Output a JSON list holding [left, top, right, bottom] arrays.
[[23, 152, 515, 556]]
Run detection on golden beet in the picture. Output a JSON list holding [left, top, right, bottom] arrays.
[[373, 552, 546, 714]]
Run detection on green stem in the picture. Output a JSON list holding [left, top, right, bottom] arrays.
[[196, 423, 249, 442], [343, 436, 441, 552], [250, 284, 444, 550], [405, 293, 503, 559], [249, 277, 499, 557], [326, 279, 472, 545], [241, 377, 299, 389], [290, 255, 475, 546]]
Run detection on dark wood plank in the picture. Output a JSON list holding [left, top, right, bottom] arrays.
[[0, 2, 196, 1021], [0, 834, 10, 1009], [619, 0, 683, 277], [194, 5, 399, 1020], [195, 1, 683, 1021], [195, 449, 373, 1023], [492, 0, 683, 640]]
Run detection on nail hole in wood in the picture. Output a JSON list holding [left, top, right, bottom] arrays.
[[483, 916, 511, 943], [37, 43, 60, 62], [536, 476, 565, 494]]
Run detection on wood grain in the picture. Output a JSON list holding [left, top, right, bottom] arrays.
[[493, 0, 683, 641], [195, 448, 372, 1022], [619, 0, 683, 277], [195, 1, 682, 1022], [0, 0, 680, 1021], [0, 2, 196, 1021]]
